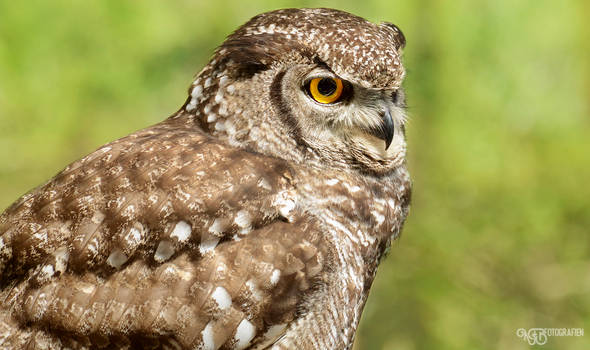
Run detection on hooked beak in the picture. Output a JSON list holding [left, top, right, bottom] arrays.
[[367, 109, 394, 150]]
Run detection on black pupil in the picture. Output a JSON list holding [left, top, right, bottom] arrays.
[[317, 78, 337, 96]]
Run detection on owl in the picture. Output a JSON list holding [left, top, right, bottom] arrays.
[[0, 8, 410, 350]]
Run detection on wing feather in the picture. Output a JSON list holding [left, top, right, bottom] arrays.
[[0, 120, 328, 348]]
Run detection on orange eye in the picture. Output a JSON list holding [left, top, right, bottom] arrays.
[[308, 77, 344, 104]]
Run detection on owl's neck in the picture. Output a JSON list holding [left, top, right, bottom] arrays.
[[295, 165, 411, 263]]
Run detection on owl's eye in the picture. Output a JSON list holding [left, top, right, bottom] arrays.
[[307, 77, 344, 104]]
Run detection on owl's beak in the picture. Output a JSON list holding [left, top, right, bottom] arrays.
[[382, 110, 394, 150], [369, 109, 394, 150]]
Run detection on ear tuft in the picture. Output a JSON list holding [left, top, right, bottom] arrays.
[[380, 22, 406, 50]]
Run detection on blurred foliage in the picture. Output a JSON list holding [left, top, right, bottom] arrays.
[[0, 1, 588, 349]]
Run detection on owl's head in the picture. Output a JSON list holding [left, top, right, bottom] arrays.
[[182, 8, 407, 175]]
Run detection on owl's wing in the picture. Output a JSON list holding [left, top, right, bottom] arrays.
[[0, 120, 327, 349]]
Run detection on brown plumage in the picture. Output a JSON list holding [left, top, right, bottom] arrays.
[[0, 8, 410, 349]]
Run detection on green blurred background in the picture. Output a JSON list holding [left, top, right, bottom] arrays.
[[0, 1, 588, 349]]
